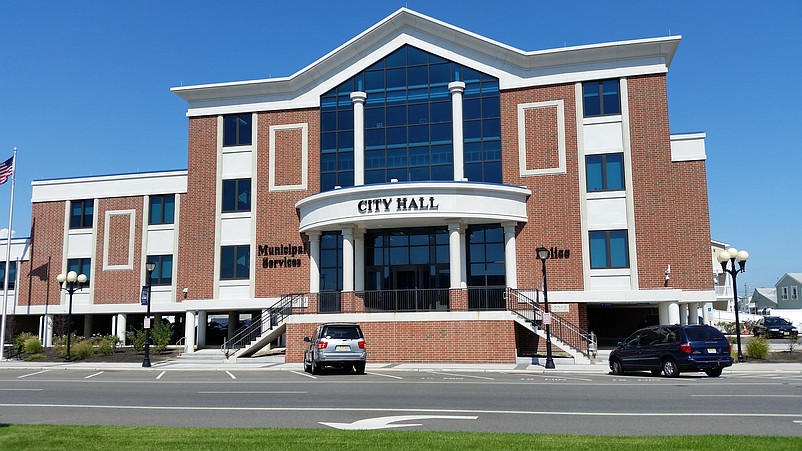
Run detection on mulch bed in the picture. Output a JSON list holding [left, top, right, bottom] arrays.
[[10, 347, 180, 363]]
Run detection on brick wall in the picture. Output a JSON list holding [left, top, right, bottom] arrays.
[[93, 197, 143, 304], [17, 202, 65, 307], [501, 84, 583, 291], [286, 319, 518, 363]]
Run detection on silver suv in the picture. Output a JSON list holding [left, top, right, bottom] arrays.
[[303, 323, 366, 374]]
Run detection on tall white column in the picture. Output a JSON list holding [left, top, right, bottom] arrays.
[[115, 313, 127, 345], [196, 311, 208, 347], [351, 91, 367, 186], [449, 81, 466, 181], [658, 302, 669, 325], [688, 303, 699, 324], [503, 223, 518, 289], [354, 228, 365, 292], [667, 301, 680, 325], [83, 315, 93, 338], [308, 231, 321, 293], [184, 310, 196, 354], [448, 223, 462, 289], [679, 304, 688, 325], [44, 314, 54, 347], [342, 228, 354, 292]]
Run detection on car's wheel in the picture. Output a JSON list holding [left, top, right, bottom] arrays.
[[753, 329, 759, 337], [705, 368, 723, 377], [610, 358, 624, 375], [650, 370, 662, 376], [662, 358, 680, 377], [303, 355, 312, 373], [310, 358, 320, 375], [353, 362, 366, 374]]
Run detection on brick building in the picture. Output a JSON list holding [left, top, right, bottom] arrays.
[[2, 9, 713, 363]]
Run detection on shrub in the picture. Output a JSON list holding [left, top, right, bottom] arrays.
[[127, 328, 147, 354], [54, 333, 82, 358], [23, 336, 43, 354], [73, 340, 94, 360], [97, 339, 115, 356], [13, 332, 36, 352], [789, 336, 800, 352], [746, 337, 770, 360], [23, 353, 47, 361], [151, 322, 174, 354]]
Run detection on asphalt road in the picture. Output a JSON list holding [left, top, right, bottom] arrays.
[[1, 367, 800, 436]]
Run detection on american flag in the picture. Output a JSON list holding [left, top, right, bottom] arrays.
[[0, 156, 13, 185]]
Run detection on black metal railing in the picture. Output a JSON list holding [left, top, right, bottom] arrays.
[[362, 288, 450, 312], [506, 288, 597, 358], [467, 286, 507, 310], [319, 291, 342, 312], [221, 293, 302, 357]]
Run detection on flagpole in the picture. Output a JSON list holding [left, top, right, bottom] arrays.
[[0, 147, 17, 361]]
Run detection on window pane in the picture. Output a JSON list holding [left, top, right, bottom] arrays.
[[589, 232, 608, 269], [221, 247, 234, 279], [238, 179, 251, 211], [223, 115, 237, 146], [602, 80, 620, 115], [222, 180, 236, 212], [150, 196, 163, 224], [235, 246, 250, 278], [237, 115, 252, 145], [586, 155, 603, 191], [583, 82, 601, 117], [609, 231, 629, 268], [605, 154, 624, 190]]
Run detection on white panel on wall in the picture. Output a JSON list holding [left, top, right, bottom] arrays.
[[146, 228, 176, 255], [222, 151, 253, 179], [220, 216, 252, 245], [586, 197, 628, 230], [67, 232, 93, 258], [219, 284, 250, 299], [590, 275, 632, 290], [583, 121, 623, 153]]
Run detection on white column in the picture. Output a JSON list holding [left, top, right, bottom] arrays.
[[448, 223, 462, 289], [354, 228, 365, 292], [658, 302, 669, 325], [260, 309, 269, 334], [679, 303, 688, 325], [351, 91, 367, 186], [459, 226, 467, 288], [83, 315, 93, 338], [44, 314, 54, 348], [667, 301, 680, 325], [308, 231, 321, 293], [342, 228, 354, 292], [503, 222, 518, 289], [115, 313, 127, 345], [688, 303, 699, 324], [449, 81, 466, 181], [196, 310, 208, 347], [184, 310, 196, 353]]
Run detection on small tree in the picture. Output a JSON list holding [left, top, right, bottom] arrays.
[[788, 336, 800, 353], [127, 328, 147, 354], [151, 321, 174, 354]]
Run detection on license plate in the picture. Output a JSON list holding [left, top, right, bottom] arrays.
[[707, 348, 717, 354], [784, 332, 790, 336], [335, 345, 350, 351]]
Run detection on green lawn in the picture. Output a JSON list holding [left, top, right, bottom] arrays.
[[1, 425, 800, 450]]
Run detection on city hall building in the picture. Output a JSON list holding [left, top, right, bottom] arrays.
[[2, 9, 713, 363]]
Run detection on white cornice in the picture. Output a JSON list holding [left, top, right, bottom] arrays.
[[32, 170, 188, 202], [172, 8, 681, 117]]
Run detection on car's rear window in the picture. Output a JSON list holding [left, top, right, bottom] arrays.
[[765, 317, 790, 326], [684, 327, 726, 341], [322, 326, 362, 339]]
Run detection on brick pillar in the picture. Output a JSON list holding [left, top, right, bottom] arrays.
[[450, 288, 468, 311]]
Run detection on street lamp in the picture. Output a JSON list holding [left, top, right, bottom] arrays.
[[536, 247, 556, 369], [717, 247, 749, 362], [56, 270, 87, 362], [142, 260, 155, 368]]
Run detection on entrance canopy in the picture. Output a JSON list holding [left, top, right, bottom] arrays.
[[296, 181, 531, 232]]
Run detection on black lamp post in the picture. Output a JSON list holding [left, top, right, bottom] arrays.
[[142, 260, 155, 368], [717, 247, 749, 362], [56, 270, 87, 362], [536, 247, 556, 369]]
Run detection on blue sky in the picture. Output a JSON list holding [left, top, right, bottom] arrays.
[[1, 1, 800, 291]]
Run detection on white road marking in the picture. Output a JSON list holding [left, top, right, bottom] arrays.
[[17, 370, 50, 379], [225, 371, 236, 380], [366, 372, 403, 380], [84, 372, 104, 379], [429, 371, 494, 380], [156, 371, 166, 380], [321, 415, 478, 430], [290, 370, 316, 379], [0, 388, 42, 391], [693, 394, 802, 398], [197, 391, 307, 394]]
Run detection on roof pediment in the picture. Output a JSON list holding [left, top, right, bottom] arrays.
[[172, 8, 681, 117]]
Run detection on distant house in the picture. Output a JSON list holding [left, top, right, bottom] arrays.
[[750, 273, 802, 327], [749, 288, 776, 314], [775, 274, 802, 310]]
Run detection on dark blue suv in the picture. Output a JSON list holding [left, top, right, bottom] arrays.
[[609, 324, 733, 377]]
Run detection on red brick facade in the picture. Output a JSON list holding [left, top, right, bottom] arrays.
[[17, 202, 65, 307], [93, 197, 144, 304]]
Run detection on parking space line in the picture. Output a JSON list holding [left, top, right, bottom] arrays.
[[85, 372, 104, 379], [0, 388, 43, 391], [366, 372, 403, 380], [18, 370, 50, 379], [291, 370, 316, 379], [693, 394, 802, 398], [198, 391, 307, 394], [225, 371, 236, 380], [428, 371, 494, 380], [156, 371, 166, 380]]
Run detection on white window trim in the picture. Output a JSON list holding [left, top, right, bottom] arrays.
[[269, 123, 309, 191], [103, 209, 136, 270], [517, 100, 566, 176]]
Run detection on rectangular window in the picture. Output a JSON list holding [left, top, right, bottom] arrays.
[[67, 258, 92, 286], [223, 114, 252, 146], [146, 255, 173, 286], [589, 230, 629, 269], [792, 286, 799, 300], [220, 245, 249, 280], [0, 261, 17, 290], [222, 179, 251, 213], [781, 286, 789, 301], [583, 79, 621, 117], [586, 153, 624, 192], [149, 194, 175, 225], [69, 199, 94, 229], [319, 232, 343, 291]]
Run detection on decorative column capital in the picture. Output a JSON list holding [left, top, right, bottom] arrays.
[[448, 81, 466, 94], [350, 91, 367, 104]]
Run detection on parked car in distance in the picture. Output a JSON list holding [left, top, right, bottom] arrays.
[[609, 324, 733, 377], [304, 323, 366, 375], [752, 316, 799, 339]]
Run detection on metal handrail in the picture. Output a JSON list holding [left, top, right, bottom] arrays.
[[506, 288, 597, 358], [221, 293, 302, 357]]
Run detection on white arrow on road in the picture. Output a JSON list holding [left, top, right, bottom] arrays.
[[320, 415, 478, 430]]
